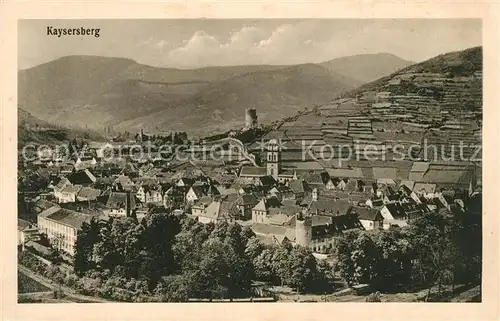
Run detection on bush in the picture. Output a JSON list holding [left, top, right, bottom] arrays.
[[111, 287, 135, 302], [97, 284, 113, 299], [366, 291, 382, 302], [44, 265, 59, 279], [64, 274, 79, 288], [77, 276, 102, 296]]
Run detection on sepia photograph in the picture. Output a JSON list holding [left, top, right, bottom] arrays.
[[15, 17, 484, 305]]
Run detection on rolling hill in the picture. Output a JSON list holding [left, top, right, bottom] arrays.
[[18, 53, 411, 136], [320, 53, 414, 83], [18, 108, 103, 147], [115, 63, 360, 135], [347, 46, 482, 97], [262, 46, 482, 164]]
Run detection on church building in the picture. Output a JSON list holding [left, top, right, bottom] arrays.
[[239, 138, 296, 184]]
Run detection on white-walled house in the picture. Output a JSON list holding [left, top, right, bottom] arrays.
[[353, 207, 383, 230], [37, 205, 96, 256]]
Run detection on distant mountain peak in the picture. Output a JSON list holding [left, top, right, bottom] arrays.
[[320, 53, 414, 83]]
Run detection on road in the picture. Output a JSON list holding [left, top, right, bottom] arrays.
[[18, 265, 110, 303], [202, 137, 259, 167]]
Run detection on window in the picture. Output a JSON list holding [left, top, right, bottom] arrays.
[[270, 168, 274, 176]]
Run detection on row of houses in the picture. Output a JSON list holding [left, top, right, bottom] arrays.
[[20, 128, 481, 257]]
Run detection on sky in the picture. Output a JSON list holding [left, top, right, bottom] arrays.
[[18, 19, 482, 70]]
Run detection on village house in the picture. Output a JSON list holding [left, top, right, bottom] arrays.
[[251, 175, 277, 190], [59, 164, 75, 176], [37, 205, 100, 256], [268, 200, 302, 218], [113, 175, 135, 191], [37, 167, 60, 181], [302, 188, 353, 217], [76, 187, 102, 202], [191, 196, 213, 216], [176, 177, 196, 188], [135, 206, 153, 221], [55, 184, 82, 203], [287, 179, 311, 201], [352, 206, 383, 230], [252, 196, 283, 223], [136, 185, 163, 204], [185, 184, 220, 203], [215, 185, 238, 196], [103, 191, 136, 217], [238, 167, 268, 183], [310, 214, 364, 253], [120, 163, 139, 177], [18, 219, 39, 247], [398, 182, 422, 204], [379, 201, 430, 229], [276, 169, 297, 184], [191, 195, 238, 224], [252, 212, 363, 254], [75, 155, 97, 168], [301, 171, 335, 191], [163, 185, 186, 209], [268, 185, 295, 202], [68, 169, 97, 186], [379, 203, 408, 228], [234, 193, 259, 220], [51, 177, 71, 193], [413, 183, 437, 198], [365, 196, 385, 209]]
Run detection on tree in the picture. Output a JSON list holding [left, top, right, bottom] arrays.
[[74, 218, 102, 276], [224, 223, 246, 256], [286, 246, 318, 293], [253, 247, 275, 282], [408, 211, 457, 300], [155, 275, 189, 302], [18, 170, 49, 192], [141, 213, 181, 284], [352, 232, 379, 285], [210, 220, 229, 240], [270, 242, 292, 286], [334, 231, 358, 286], [240, 226, 256, 245], [371, 228, 413, 291], [38, 233, 51, 247], [312, 259, 335, 293], [448, 208, 482, 285], [245, 238, 266, 261]]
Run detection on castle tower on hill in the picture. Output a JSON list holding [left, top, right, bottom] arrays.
[[244, 108, 258, 130], [266, 139, 281, 180]]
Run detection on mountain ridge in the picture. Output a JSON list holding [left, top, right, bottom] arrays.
[[346, 46, 482, 97], [320, 53, 414, 83], [18, 53, 418, 136]]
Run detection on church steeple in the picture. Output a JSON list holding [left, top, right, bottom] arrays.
[[266, 139, 281, 180]]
